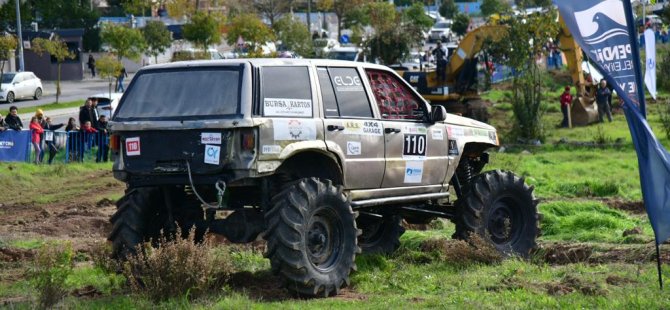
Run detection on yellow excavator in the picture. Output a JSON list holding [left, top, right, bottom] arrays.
[[396, 17, 599, 126]]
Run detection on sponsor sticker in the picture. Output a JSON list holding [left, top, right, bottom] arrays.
[[346, 141, 361, 156], [447, 126, 465, 137], [431, 128, 444, 140], [343, 120, 383, 136], [448, 139, 459, 156], [404, 161, 424, 183], [44, 131, 54, 142], [264, 98, 313, 117], [403, 125, 428, 134], [0, 141, 14, 149], [332, 74, 364, 92], [204, 145, 221, 165], [201, 132, 222, 145], [488, 131, 497, 143], [262, 145, 282, 154], [403, 134, 427, 159], [273, 119, 317, 141], [125, 137, 141, 156]]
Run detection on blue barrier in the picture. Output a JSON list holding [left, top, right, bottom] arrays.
[[0, 130, 31, 162], [64, 131, 109, 163]]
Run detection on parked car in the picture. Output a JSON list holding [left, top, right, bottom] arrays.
[[326, 46, 366, 62], [428, 20, 454, 43], [90, 92, 123, 119], [313, 38, 340, 57], [0, 71, 43, 103]]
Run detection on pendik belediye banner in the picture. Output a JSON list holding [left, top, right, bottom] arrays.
[[0, 130, 31, 162], [555, 0, 670, 252]]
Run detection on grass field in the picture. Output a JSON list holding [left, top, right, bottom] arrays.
[[1, 81, 670, 308]]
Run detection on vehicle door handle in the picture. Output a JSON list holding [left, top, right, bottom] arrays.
[[385, 128, 401, 134], [327, 125, 345, 131]]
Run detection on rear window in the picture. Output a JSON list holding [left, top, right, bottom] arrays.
[[114, 67, 241, 120]]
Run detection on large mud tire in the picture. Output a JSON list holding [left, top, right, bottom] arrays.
[[357, 215, 405, 255], [108, 187, 204, 259], [264, 178, 359, 297], [452, 170, 539, 258]]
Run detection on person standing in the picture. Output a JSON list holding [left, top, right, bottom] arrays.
[[5, 106, 23, 131], [95, 115, 109, 162], [87, 54, 96, 77], [117, 67, 128, 92], [432, 41, 448, 82], [79, 99, 98, 129], [29, 116, 44, 164], [0, 113, 7, 132], [43, 117, 64, 164], [559, 86, 572, 128], [595, 79, 612, 123]]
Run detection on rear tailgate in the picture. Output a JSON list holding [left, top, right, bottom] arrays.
[[119, 129, 233, 175]]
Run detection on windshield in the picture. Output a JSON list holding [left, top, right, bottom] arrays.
[[327, 51, 358, 61], [1, 74, 15, 83], [434, 22, 451, 28], [114, 67, 241, 120]]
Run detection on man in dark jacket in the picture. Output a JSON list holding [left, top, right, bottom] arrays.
[[5, 106, 23, 131], [595, 79, 612, 123], [95, 115, 109, 162], [79, 99, 98, 129]]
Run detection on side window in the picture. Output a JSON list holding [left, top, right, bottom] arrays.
[[261, 66, 313, 118], [366, 69, 426, 121], [328, 67, 372, 118], [317, 67, 340, 118]]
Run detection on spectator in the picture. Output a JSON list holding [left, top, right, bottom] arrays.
[[595, 79, 612, 123], [65, 117, 79, 161], [96, 115, 109, 162], [29, 116, 44, 164], [79, 99, 98, 129], [0, 113, 7, 132], [117, 67, 128, 92], [42, 117, 64, 165], [5, 106, 23, 131], [87, 54, 96, 77], [432, 41, 448, 82], [559, 86, 572, 128], [78, 121, 98, 161]]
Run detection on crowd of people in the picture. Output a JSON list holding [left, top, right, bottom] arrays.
[[0, 98, 110, 164]]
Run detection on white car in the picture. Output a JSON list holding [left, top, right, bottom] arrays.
[[428, 20, 454, 43], [326, 46, 366, 62], [89, 92, 123, 119], [0, 71, 43, 103]]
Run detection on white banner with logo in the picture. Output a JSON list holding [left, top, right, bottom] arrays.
[[644, 28, 657, 100]]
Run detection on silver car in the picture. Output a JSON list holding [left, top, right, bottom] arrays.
[[0, 71, 43, 103], [429, 20, 454, 43]]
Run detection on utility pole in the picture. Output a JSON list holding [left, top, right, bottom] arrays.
[[307, 0, 312, 35], [15, 0, 24, 71]]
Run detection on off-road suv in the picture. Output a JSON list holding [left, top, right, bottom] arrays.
[[108, 59, 538, 297]]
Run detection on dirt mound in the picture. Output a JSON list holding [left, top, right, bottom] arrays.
[[228, 271, 290, 301], [96, 198, 116, 208], [603, 198, 645, 214], [537, 242, 669, 265], [0, 247, 34, 262]]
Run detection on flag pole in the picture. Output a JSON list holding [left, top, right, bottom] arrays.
[[657, 242, 664, 289]]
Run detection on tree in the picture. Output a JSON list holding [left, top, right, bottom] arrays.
[[404, 2, 433, 33], [480, 0, 510, 17], [100, 24, 147, 61], [318, 0, 371, 42], [0, 0, 33, 32], [31, 37, 75, 104], [0, 35, 17, 89], [123, 0, 153, 16], [165, 0, 197, 18], [366, 2, 413, 65], [142, 21, 172, 64], [439, 0, 458, 19], [253, 0, 290, 28], [227, 14, 275, 56], [452, 13, 470, 37], [30, 0, 101, 51], [183, 11, 223, 49], [486, 10, 560, 141], [96, 55, 123, 98], [274, 15, 313, 57]]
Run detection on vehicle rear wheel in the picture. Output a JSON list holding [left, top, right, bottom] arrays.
[[357, 215, 404, 255], [108, 186, 204, 259], [33, 88, 42, 100], [452, 170, 539, 258], [264, 178, 359, 297], [6, 91, 14, 103]]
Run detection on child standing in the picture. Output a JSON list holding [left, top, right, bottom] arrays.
[[559, 86, 573, 128]]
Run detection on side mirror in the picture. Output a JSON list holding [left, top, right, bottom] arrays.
[[431, 105, 447, 122]]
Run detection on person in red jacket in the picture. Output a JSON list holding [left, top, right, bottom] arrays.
[[559, 86, 573, 128], [29, 116, 44, 164]]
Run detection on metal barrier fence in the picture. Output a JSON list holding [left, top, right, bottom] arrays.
[[25, 130, 110, 164]]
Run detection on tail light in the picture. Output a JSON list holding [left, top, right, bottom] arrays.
[[110, 134, 120, 151], [241, 130, 255, 151]]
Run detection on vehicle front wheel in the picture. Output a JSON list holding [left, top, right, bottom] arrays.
[[33, 88, 42, 100], [357, 214, 404, 255], [264, 178, 359, 297], [452, 170, 539, 258], [6, 91, 14, 103]]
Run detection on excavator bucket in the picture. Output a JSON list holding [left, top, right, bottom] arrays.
[[570, 97, 599, 126]]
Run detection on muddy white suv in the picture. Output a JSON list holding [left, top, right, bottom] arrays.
[[108, 59, 538, 297]]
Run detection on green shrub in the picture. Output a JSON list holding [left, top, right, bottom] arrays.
[[553, 180, 619, 197], [122, 229, 234, 302], [28, 242, 74, 309]]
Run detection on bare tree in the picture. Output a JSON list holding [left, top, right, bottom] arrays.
[[253, 0, 290, 28]]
